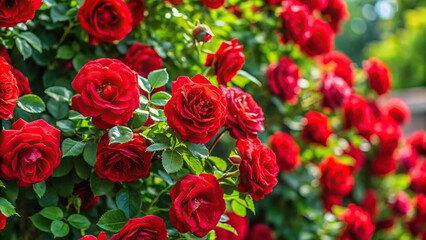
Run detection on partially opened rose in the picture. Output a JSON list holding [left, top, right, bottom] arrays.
[[321, 0, 349, 33], [0, 119, 61, 187], [164, 74, 227, 144], [0, 0, 42, 28], [320, 73, 351, 109], [363, 57, 392, 96], [71, 58, 140, 130], [269, 131, 300, 172], [280, 0, 312, 44], [320, 50, 354, 87], [301, 111, 333, 146], [319, 156, 354, 196], [111, 215, 167, 240], [300, 19, 334, 57], [0, 56, 19, 120], [122, 42, 163, 78], [408, 131, 426, 155], [338, 204, 374, 240]]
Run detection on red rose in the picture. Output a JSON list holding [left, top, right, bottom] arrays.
[[122, 42, 163, 79], [381, 98, 410, 125], [268, 131, 300, 172], [319, 156, 354, 196], [374, 117, 402, 155], [164, 74, 227, 144], [301, 111, 332, 146], [321, 0, 349, 33], [391, 192, 412, 216], [169, 174, 225, 237], [361, 189, 378, 219], [299, 0, 328, 11], [127, 0, 145, 29], [0, 212, 6, 230], [301, 19, 334, 57], [111, 215, 167, 240], [323, 193, 342, 212], [200, 0, 225, 9], [95, 133, 152, 182], [205, 38, 245, 86], [192, 24, 214, 43], [245, 224, 275, 240], [236, 138, 278, 200], [214, 212, 249, 240], [410, 160, 426, 194], [371, 155, 397, 177], [377, 218, 396, 232], [343, 144, 365, 172], [10, 68, 31, 97], [343, 94, 376, 139], [0, 0, 42, 28], [320, 73, 351, 109], [338, 204, 374, 240], [0, 56, 19, 120], [0, 119, 61, 187], [280, 0, 313, 44], [72, 181, 100, 211], [0, 46, 10, 63], [165, 0, 183, 5], [363, 57, 391, 96], [408, 131, 426, 155], [79, 232, 107, 240], [227, 5, 243, 18], [320, 51, 354, 87], [408, 194, 426, 236], [78, 0, 132, 44], [399, 146, 419, 172], [221, 86, 264, 139], [71, 58, 140, 130], [266, 57, 301, 104]]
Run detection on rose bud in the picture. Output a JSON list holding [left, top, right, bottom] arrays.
[[320, 73, 351, 110], [320, 51, 354, 87], [79, 232, 108, 240], [214, 212, 249, 240], [268, 131, 301, 172], [319, 156, 354, 196], [381, 98, 411, 125], [301, 111, 333, 146], [338, 204, 374, 240], [0, 0, 42, 28], [192, 24, 214, 43], [111, 215, 167, 240], [0, 56, 19, 120], [407, 131, 426, 155], [321, 0, 349, 33], [391, 192, 412, 216], [363, 57, 392, 96]]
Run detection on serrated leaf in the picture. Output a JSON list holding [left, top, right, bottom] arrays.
[[33, 181, 46, 198], [162, 150, 183, 174], [90, 173, 114, 196], [45, 86, 73, 102], [83, 142, 97, 167], [68, 214, 91, 230], [146, 143, 169, 152], [216, 223, 237, 235], [231, 200, 247, 217], [51, 220, 70, 238], [208, 156, 228, 171], [109, 126, 133, 144], [17, 94, 45, 113], [116, 189, 142, 218], [147, 69, 169, 89], [0, 197, 18, 217], [15, 38, 32, 60], [186, 142, 209, 158], [19, 32, 42, 53], [29, 213, 51, 233], [61, 138, 86, 157], [236, 70, 262, 87], [74, 158, 91, 180], [148, 107, 166, 122], [39, 206, 63, 220], [97, 209, 127, 233], [138, 75, 151, 93], [56, 45, 75, 60], [128, 109, 149, 130], [150, 91, 171, 106]]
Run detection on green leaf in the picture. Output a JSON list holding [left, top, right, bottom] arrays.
[[236, 70, 262, 87], [30, 213, 51, 233], [51, 220, 70, 238], [33, 181, 46, 198], [146, 143, 169, 152], [138, 75, 151, 93], [186, 142, 209, 158], [15, 38, 32, 60], [208, 156, 228, 171], [231, 200, 247, 217], [3, 181, 19, 201], [62, 138, 86, 157], [162, 150, 183, 174], [128, 109, 149, 130], [56, 120, 75, 135], [0, 180, 4, 188], [148, 107, 166, 122], [67, 214, 91, 230], [72, 53, 90, 71], [83, 142, 97, 167], [45, 86, 73, 102], [74, 158, 91, 180], [147, 69, 169, 89], [52, 157, 74, 177], [116, 188, 142, 218], [50, 4, 68, 22], [39, 206, 63, 220], [150, 91, 171, 106], [182, 154, 204, 175], [216, 223, 237, 235], [332, 205, 346, 217], [97, 209, 127, 233], [19, 32, 42, 52], [17, 94, 45, 113], [56, 45, 75, 60], [108, 126, 134, 144], [0, 197, 18, 217], [47, 99, 69, 119], [90, 173, 114, 196]]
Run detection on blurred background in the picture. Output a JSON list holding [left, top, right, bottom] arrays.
[[336, 0, 426, 133]]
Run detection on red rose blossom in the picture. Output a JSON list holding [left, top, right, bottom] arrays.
[[301, 111, 333, 146], [280, 0, 313, 44], [164, 74, 227, 144], [266, 57, 301, 105], [320, 73, 351, 109], [214, 212, 249, 240], [200, 0, 225, 9], [205, 38, 245, 86], [319, 156, 354, 196], [320, 51, 354, 87], [245, 224, 275, 240], [343, 144, 365, 172], [79, 232, 107, 240], [363, 57, 392, 96], [78, 0, 132, 44], [221, 86, 264, 139], [122, 42, 163, 79], [71, 58, 140, 130], [361, 189, 378, 219], [391, 192, 412, 216], [127, 0, 145, 29], [300, 19, 334, 57], [0, 0, 42, 28], [72, 181, 99, 211], [321, 0, 349, 33], [343, 94, 376, 139], [95, 133, 152, 182], [269, 131, 300, 172], [236, 138, 279, 200], [169, 174, 225, 237], [0, 212, 6, 230], [0, 56, 19, 120], [410, 160, 426, 194], [408, 131, 426, 155], [371, 155, 397, 177], [111, 215, 167, 240], [10, 68, 31, 97], [0, 119, 61, 187], [399, 146, 419, 172], [374, 117, 402, 155], [338, 204, 374, 240], [299, 0, 328, 11], [0, 46, 10, 63], [381, 98, 410, 125]]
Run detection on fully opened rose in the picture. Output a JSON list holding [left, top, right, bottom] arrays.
[[0, 0, 42, 28], [111, 215, 167, 240], [0, 56, 19, 120], [71, 58, 140, 130]]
